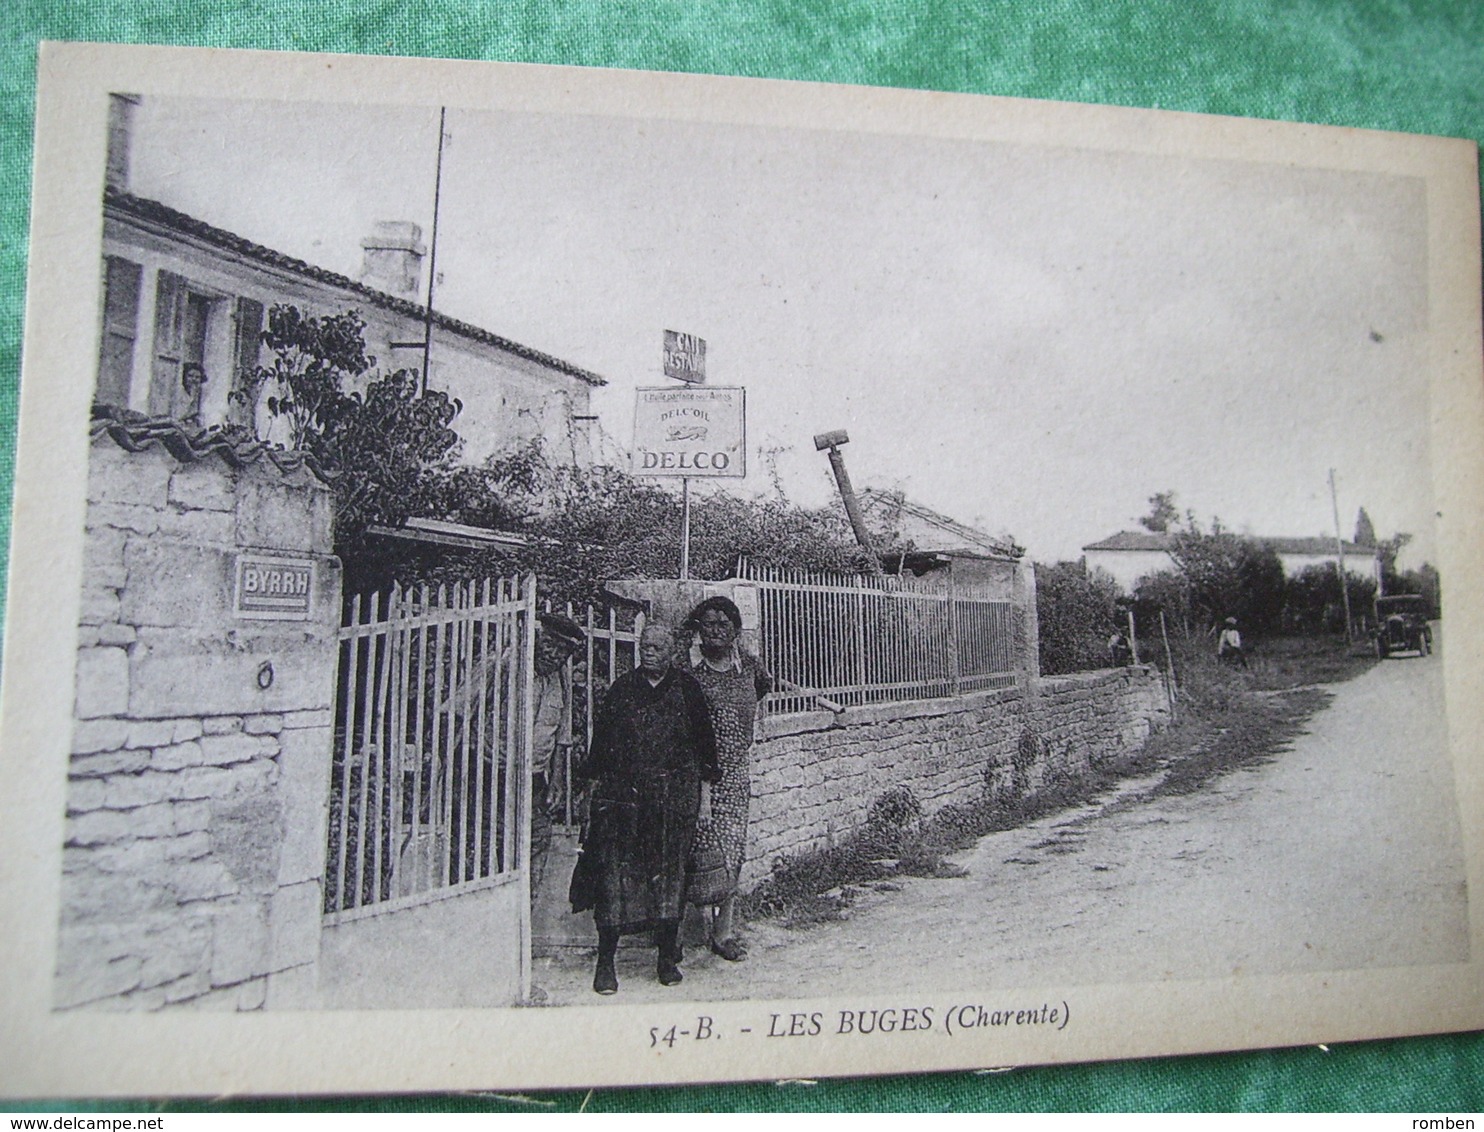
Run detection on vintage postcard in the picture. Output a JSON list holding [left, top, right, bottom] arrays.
[[1, 42, 1480, 1096]]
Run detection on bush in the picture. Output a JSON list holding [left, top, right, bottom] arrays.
[[1284, 564, 1377, 634], [1035, 560, 1121, 675], [860, 786, 924, 856], [344, 442, 879, 605]]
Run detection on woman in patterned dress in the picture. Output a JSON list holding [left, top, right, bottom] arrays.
[[684, 596, 772, 962]]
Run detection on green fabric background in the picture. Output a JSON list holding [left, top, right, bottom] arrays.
[[2, 0, 1481, 1114]]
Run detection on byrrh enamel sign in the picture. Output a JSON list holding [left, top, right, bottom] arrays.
[[632, 385, 746, 477], [234, 553, 314, 620]]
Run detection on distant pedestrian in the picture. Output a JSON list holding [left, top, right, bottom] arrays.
[[1218, 617, 1247, 668], [1108, 627, 1133, 667]]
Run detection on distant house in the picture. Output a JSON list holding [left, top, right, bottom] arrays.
[[859, 487, 1024, 596], [94, 95, 604, 466], [1082, 529, 1380, 592]]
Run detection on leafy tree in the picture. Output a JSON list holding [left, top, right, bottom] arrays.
[[1387, 562, 1442, 619], [1285, 564, 1376, 634], [1353, 507, 1377, 547], [1166, 519, 1245, 629], [1153, 516, 1287, 635], [1139, 491, 1180, 534], [235, 305, 373, 454], [326, 370, 463, 555], [1234, 540, 1287, 636], [1133, 569, 1190, 634], [1035, 560, 1121, 675], [1376, 530, 1414, 593], [239, 304, 464, 556]]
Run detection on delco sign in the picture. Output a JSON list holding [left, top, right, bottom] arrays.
[[632, 386, 746, 478], [235, 554, 314, 620], [662, 329, 707, 384]]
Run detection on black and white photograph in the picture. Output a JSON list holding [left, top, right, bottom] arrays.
[[1, 43, 1481, 1095]]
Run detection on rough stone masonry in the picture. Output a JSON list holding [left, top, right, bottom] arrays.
[[595, 577, 1171, 890], [743, 667, 1170, 885], [57, 437, 341, 1011]]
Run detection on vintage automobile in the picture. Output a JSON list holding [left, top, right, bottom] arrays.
[[1373, 594, 1433, 658]]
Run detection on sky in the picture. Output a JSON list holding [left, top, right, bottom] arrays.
[[126, 95, 1437, 567]]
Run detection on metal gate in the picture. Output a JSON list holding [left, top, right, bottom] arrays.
[[319, 575, 536, 1008]]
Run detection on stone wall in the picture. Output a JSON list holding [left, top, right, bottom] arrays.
[[56, 437, 341, 1011], [743, 666, 1169, 884], [596, 573, 1168, 889]]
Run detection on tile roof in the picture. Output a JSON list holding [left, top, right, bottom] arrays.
[[1082, 530, 1173, 552], [858, 487, 1023, 559], [104, 189, 607, 388], [1083, 529, 1375, 556], [1263, 535, 1374, 557], [91, 405, 336, 483]]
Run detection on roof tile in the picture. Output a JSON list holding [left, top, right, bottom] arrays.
[[105, 189, 607, 388]]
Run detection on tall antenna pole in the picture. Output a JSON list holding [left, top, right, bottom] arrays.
[[1329, 467, 1353, 639], [679, 478, 691, 580], [421, 107, 447, 396]]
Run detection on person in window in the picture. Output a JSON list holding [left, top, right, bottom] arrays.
[[180, 362, 207, 426], [682, 596, 772, 963], [572, 624, 719, 995]]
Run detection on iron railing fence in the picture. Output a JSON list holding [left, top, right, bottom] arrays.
[[324, 575, 535, 923], [540, 600, 647, 830], [737, 559, 1017, 715]]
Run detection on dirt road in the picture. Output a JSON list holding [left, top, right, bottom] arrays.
[[534, 633, 1467, 1005]]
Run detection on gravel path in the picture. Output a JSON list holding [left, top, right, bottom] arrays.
[[534, 632, 1466, 1006]]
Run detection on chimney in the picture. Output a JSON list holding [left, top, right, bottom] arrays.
[[106, 93, 140, 193], [359, 221, 426, 297]]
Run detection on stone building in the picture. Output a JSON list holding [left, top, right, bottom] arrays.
[[96, 94, 605, 465], [1082, 529, 1381, 592], [858, 487, 1025, 594]]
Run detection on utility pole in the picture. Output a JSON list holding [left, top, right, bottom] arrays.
[[1329, 468, 1354, 639], [420, 107, 448, 397]]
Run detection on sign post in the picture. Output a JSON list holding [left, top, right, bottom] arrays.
[[660, 331, 708, 575], [679, 479, 691, 580], [633, 383, 746, 579]]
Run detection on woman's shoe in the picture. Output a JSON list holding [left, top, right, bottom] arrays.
[[710, 937, 747, 962], [657, 956, 684, 986], [593, 955, 618, 995]]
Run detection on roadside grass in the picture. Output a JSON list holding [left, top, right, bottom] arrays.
[[742, 634, 1374, 929]]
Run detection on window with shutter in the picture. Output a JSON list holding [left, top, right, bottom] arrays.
[[96, 256, 141, 408], [231, 297, 265, 429], [151, 272, 221, 421], [150, 271, 186, 417]]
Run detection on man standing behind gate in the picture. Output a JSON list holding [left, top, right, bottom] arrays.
[[529, 613, 586, 896], [446, 611, 585, 901]]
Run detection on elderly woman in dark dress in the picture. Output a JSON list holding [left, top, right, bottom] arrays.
[[684, 596, 772, 962], [575, 623, 719, 995]]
